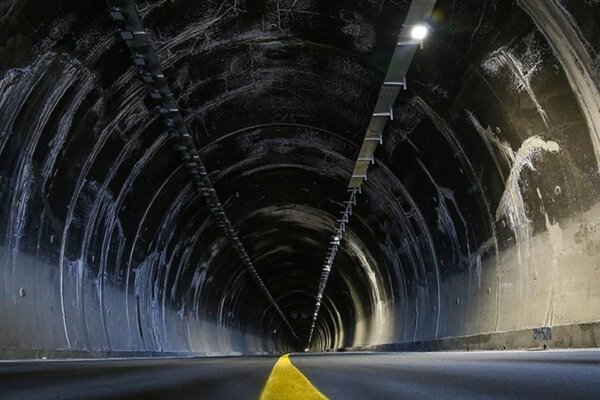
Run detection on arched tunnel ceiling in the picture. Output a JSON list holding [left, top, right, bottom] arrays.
[[1, 0, 600, 355]]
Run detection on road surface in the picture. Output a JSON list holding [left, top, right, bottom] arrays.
[[0, 350, 599, 399]]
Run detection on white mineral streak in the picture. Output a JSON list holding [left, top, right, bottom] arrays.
[[348, 239, 387, 339], [495, 136, 559, 247], [466, 119, 560, 265], [543, 212, 563, 326], [468, 111, 559, 327], [519, 0, 600, 171], [482, 34, 549, 128]]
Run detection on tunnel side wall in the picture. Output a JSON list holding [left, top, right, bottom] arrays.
[[348, 0, 600, 352], [2, 0, 600, 358]]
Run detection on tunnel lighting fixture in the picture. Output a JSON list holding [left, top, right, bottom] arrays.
[[118, 29, 135, 41], [132, 53, 147, 66], [109, 8, 126, 22], [411, 24, 428, 40], [108, 0, 299, 342], [306, 1, 437, 350], [139, 72, 155, 83], [150, 91, 162, 100]]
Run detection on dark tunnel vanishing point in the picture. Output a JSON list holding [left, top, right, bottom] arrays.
[[1, 0, 600, 357]]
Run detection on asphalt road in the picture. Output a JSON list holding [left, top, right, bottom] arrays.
[[0, 350, 599, 399], [292, 350, 600, 399]]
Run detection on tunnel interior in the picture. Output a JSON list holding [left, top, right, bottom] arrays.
[[1, 0, 600, 356]]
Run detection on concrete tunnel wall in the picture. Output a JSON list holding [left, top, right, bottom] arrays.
[[1, 0, 600, 357]]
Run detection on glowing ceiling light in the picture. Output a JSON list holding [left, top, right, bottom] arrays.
[[411, 24, 429, 40]]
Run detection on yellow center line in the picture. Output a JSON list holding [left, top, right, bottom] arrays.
[[260, 354, 328, 400]]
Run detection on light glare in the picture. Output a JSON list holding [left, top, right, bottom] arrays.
[[411, 24, 428, 40]]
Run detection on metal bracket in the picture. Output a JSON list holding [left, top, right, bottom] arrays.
[[364, 137, 382, 145]]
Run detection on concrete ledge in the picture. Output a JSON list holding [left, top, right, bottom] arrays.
[[4, 322, 600, 359], [0, 348, 275, 360], [340, 321, 600, 352], [0, 348, 203, 360]]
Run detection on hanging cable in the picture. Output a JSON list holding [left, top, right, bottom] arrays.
[[107, 0, 299, 341], [306, 0, 437, 349]]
